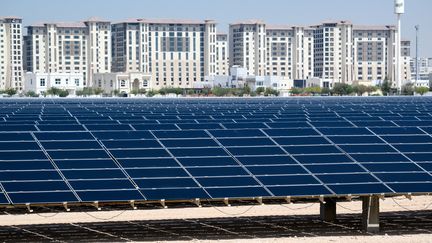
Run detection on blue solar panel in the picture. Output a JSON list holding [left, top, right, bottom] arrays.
[[1, 97, 432, 207]]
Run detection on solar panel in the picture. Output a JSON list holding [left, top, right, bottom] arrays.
[[0, 97, 432, 208]]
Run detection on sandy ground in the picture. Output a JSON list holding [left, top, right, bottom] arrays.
[[0, 195, 431, 242], [1, 195, 431, 226]]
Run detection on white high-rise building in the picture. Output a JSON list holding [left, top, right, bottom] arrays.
[[265, 25, 314, 80], [353, 25, 396, 82], [411, 57, 432, 80], [215, 33, 229, 75], [229, 20, 266, 76], [24, 18, 111, 86], [111, 18, 217, 89], [312, 21, 354, 86], [401, 39, 412, 82], [0, 17, 23, 91]]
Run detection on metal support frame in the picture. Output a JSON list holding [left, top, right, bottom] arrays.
[[362, 196, 380, 233], [25, 203, 33, 213], [320, 198, 336, 222], [223, 198, 231, 207], [92, 201, 101, 211], [255, 197, 264, 205], [192, 198, 202, 207], [63, 202, 70, 212], [129, 200, 137, 210], [160, 199, 167, 209]]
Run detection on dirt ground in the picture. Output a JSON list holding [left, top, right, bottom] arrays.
[[0, 195, 431, 242]]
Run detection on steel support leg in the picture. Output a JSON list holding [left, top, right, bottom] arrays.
[[362, 196, 380, 233]]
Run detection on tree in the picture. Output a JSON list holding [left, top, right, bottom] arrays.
[[255, 87, 265, 95], [352, 85, 368, 96], [112, 89, 120, 97], [5, 88, 17, 96], [211, 86, 229, 97], [332, 83, 353, 96], [304, 86, 321, 96], [366, 86, 378, 95], [58, 90, 69, 97], [321, 87, 331, 95], [130, 89, 139, 96], [146, 90, 157, 97], [25, 91, 39, 97], [187, 89, 195, 96], [243, 85, 251, 95], [290, 87, 303, 96], [415, 86, 429, 96], [380, 78, 392, 96], [94, 88, 104, 95], [401, 83, 414, 95], [264, 87, 279, 97]]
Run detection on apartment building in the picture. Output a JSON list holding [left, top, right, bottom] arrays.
[[401, 40, 412, 82], [24, 17, 111, 86], [215, 33, 229, 75], [411, 57, 432, 80], [0, 17, 23, 91], [229, 20, 266, 76], [353, 25, 396, 82], [313, 21, 354, 86], [111, 18, 217, 89], [265, 25, 314, 80]]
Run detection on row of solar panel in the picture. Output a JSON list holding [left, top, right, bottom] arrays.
[[1, 127, 432, 137], [1, 181, 432, 204]]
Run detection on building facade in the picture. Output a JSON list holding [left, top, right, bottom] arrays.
[[111, 18, 217, 89], [401, 40, 412, 82], [215, 33, 229, 75], [265, 25, 314, 80], [24, 72, 84, 95], [229, 20, 267, 76], [24, 18, 111, 86], [93, 72, 152, 94], [353, 25, 396, 83], [411, 57, 432, 81], [313, 21, 354, 86], [0, 17, 23, 91]]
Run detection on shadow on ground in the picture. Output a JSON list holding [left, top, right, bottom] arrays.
[[1, 210, 431, 242]]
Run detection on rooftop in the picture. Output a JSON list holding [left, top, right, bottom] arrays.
[[114, 18, 215, 25], [353, 25, 396, 30], [230, 19, 265, 25]]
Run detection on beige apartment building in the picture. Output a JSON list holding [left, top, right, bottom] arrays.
[[215, 33, 229, 75], [111, 18, 217, 89], [312, 21, 354, 86], [24, 18, 111, 86], [265, 25, 314, 80], [229, 20, 267, 76], [0, 17, 24, 91], [353, 25, 396, 82]]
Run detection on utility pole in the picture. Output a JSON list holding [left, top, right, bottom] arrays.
[[415, 25, 420, 87]]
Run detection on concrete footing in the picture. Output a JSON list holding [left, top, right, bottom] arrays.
[[362, 196, 380, 233], [320, 198, 336, 222]]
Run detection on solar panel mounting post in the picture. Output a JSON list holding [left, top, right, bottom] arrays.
[[362, 196, 380, 233], [320, 198, 336, 222]]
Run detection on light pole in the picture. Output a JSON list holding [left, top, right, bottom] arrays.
[[415, 25, 420, 87], [395, 0, 405, 94]]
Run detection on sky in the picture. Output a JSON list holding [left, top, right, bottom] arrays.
[[1, 0, 431, 57]]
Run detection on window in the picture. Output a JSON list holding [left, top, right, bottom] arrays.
[[40, 78, 46, 86], [75, 79, 80, 86], [55, 78, 61, 85], [120, 80, 126, 87]]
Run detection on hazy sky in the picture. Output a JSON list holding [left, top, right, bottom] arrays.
[[2, 0, 431, 57]]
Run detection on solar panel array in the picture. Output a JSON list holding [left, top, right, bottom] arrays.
[[0, 97, 432, 206]]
